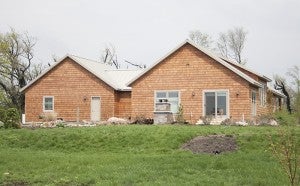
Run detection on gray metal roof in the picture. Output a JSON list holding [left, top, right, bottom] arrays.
[[104, 69, 143, 91], [127, 40, 263, 88], [20, 54, 143, 92]]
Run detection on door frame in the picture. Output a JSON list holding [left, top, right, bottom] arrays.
[[251, 91, 257, 117], [91, 96, 101, 121], [202, 89, 230, 118]]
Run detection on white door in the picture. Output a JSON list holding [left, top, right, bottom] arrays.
[[251, 91, 256, 116], [91, 97, 101, 121]]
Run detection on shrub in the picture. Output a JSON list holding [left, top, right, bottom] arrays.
[[4, 108, 20, 129], [220, 118, 234, 125], [56, 122, 65, 128], [39, 112, 57, 122], [295, 93, 300, 125], [255, 114, 278, 126], [131, 115, 154, 125], [274, 111, 297, 126], [175, 104, 186, 124], [269, 128, 300, 186], [0, 108, 7, 124], [200, 115, 213, 125]]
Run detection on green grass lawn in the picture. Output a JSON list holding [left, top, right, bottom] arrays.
[[0, 125, 299, 185]]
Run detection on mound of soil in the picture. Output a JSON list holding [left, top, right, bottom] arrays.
[[181, 135, 238, 154]]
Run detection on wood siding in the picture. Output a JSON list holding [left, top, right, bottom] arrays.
[[24, 57, 116, 122], [130, 43, 265, 123], [114, 91, 132, 119]]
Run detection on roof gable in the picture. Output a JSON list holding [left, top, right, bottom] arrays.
[[127, 40, 263, 87], [20, 55, 142, 92]]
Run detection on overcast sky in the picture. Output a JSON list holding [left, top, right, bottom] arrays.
[[1, 0, 299, 80]]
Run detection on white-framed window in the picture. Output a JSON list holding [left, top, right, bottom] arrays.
[[43, 96, 54, 111], [155, 91, 180, 113], [203, 90, 229, 118], [259, 84, 267, 106]]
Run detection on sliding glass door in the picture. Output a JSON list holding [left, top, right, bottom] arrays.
[[204, 90, 228, 118]]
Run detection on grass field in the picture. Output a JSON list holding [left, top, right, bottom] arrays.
[[0, 125, 299, 185]]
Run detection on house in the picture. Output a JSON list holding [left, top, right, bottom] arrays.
[[20, 40, 285, 124], [20, 55, 141, 122]]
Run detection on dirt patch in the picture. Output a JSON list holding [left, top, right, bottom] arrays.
[[181, 135, 238, 154]]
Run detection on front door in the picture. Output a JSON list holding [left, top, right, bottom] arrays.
[[91, 97, 101, 121]]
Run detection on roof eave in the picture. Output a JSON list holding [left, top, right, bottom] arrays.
[[253, 82, 263, 88], [274, 92, 286, 98], [270, 89, 286, 98], [262, 75, 272, 82], [117, 88, 132, 91], [220, 56, 272, 82]]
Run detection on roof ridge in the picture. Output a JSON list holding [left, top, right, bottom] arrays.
[[69, 54, 102, 64]]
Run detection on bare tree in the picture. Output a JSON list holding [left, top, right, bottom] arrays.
[[274, 66, 300, 116], [51, 54, 59, 63], [27, 62, 46, 81], [287, 65, 300, 124], [217, 33, 230, 58], [124, 60, 146, 69], [0, 28, 45, 111], [100, 44, 120, 69], [274, 75, 292, 114], [287, 65, 300, 94], [189, 30, 213, 49], [100, 43, 146, 69], [217, 27, 247, 64]]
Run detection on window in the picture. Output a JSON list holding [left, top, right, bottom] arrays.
[[43, 96, 54, 111], [204, 90, 228, 117], [259, 84, 266, 106], [155, 91, 179, 113]]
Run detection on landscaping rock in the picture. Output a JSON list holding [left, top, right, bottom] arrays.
[[236, 121, 248, 126], [269, 119, 278, 126], [107, 117, 129, 124]]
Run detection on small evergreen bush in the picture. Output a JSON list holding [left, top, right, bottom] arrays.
[[4, 108, 20, 129], [176, 104, 186, 124]]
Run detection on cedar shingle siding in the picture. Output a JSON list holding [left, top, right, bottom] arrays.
[[24, 57, 116, 122], [130, 43, 267, 123], [23, 42, 282, 124]]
